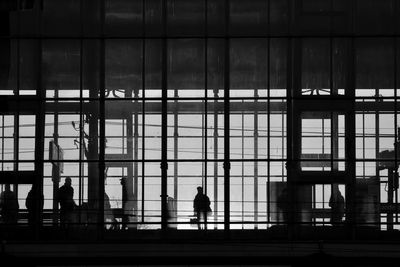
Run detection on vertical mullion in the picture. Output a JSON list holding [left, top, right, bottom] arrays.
[[254, 90, 259, 229], [15, 37, 20, 188], [133, 92, 139, 227], [267, 36, 271, 228], [1, 116, 4, 171], [203, 0, 208, 227], [16, 0, 20, 97], [204, 0, 208, 199], [394, 36, 398, 225], [322, 185, 325, 225], [312, 186, 315, 226], [281, 107, 285, 176], [14, 29, 19, 186], [267, 36, 271, 229], [79, 0, 84, 213], [223, 0, 231, 235], [375, 88, 385, 228], [52, 95, 60, 227], [330, 112, 334, 173], [98, 0, 106, 239], [330, 36, 334, 172], [173, 90, 178, 214], [14, 106, 19, 174], [213, 89, 218, 228], [322, 116, 325, 172], [141, 0, 146, 224], [241, 106, 244, 228], [362, 105, 365, 178]]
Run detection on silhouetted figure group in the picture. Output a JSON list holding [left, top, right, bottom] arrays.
[[1, 179, 345, 230], [0, 175, 137, 229], [0, 183, 44, 227], [193, 186, 211, 230], [276, 185, 345, 226], [0, 184, 19, 224]]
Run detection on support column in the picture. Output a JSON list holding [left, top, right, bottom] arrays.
[[345, 37, 356, 239], [81, 0, 102, 232], [83, 39, 102, 230], [223, 0, 230, 235], [34, 36, 45, 237], [160, 0, 168, 232]]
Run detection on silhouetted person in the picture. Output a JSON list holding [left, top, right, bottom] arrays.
[[193, 186, 211, 230], [0, 184, 19, 225], [277, 187, 289, 223], [120, 177, 134, 230], [57, 177, 76, 228], [167, 196, 177, 229], [329, 185, 345, 226], [25, 185, 44, 228], [104, 192, 117, 229]]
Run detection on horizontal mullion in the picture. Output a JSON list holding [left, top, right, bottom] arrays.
[[3, 34, 400, 39]]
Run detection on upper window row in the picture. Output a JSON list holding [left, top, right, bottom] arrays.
[[1, 0, 400, 37], [1, 38, 400, 98]]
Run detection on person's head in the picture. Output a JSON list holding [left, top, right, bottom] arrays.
[[4, 184, 11, 191], [332, 184, 340, 194], [120, 177, 127, 185], [197, 186, 203, 194], [65, 177, 72, 186]]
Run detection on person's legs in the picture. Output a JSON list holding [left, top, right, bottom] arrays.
[[203, 211, 207, 230], [196, 211, 201, 230], [60, 209, 66, 229], [28, 211, 35, 228], [3, 212, 12, 225], [66, 210, 75, 227], [198, 211, 208, 230], [121, 214, 129, 230]]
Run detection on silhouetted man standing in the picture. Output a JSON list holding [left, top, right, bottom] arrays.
[[329, 185, 345, 226], [57, 177, 76, 228], [25, 184, 44, 228], [193, 186, 211, 230]]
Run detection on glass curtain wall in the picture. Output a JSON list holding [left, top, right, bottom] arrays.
[[0, 0, 399, 240]]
